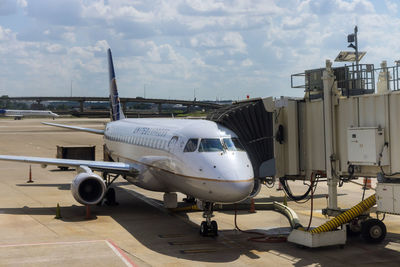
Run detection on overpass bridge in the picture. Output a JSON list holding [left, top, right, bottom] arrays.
[[4, 96, 223, 113]]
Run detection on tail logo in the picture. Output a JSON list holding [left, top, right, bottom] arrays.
[[108, 48, 125, 121]]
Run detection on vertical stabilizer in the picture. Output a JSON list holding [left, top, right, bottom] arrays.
[[108, 48, 125, 121]]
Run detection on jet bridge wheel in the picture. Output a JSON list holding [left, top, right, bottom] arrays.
[[361, 219, 386, 243], [346, 218, 362, 237]]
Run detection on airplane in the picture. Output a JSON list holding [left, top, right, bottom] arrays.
[[0, 49, 255, 236], [0, 109, 59, 120]]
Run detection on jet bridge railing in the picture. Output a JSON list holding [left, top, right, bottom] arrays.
[[291, 64, 375, 99], [374, 63, 400, 91], [332, 63, 375, 97]]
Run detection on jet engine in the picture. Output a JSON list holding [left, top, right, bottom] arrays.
[[249, 178, 261, 198], [71, 167, 106, 205]]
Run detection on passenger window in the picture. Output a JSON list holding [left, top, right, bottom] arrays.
[[184, 138, 198, 152], [198, 139, 224, 152]]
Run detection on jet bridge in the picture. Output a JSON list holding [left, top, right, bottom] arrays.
[[277, 59, 400, 246], [207, 56, 400, 246]]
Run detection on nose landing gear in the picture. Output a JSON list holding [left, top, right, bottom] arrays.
[[199, 202, 218, 236]]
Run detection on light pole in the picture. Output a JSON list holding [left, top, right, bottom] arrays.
[[347, 26, 359, 84]]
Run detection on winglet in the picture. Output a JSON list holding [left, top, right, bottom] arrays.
[[108, 48, 125, 121]]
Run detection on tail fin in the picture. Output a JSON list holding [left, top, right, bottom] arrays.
[[108, 48, 125, 121]]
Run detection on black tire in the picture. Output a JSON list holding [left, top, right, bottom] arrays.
[[211, 221, 218, 236], [105, 188, 117, 205], [200, 221, 208, 236], [361, 219, 386, 243], [346, 224, 361, 237]]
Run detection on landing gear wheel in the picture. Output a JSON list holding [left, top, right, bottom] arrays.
[[183, 196, 196, 203], [200, 221, 209, 236], [199, 221, 218, 237], [361, 219, 386, 243], [199, 201, 218, 237], [211, 221, 218, 236], [104, 188, 118, 206]]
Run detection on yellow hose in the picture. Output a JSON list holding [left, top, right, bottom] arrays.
[[309, 194, 376, 234]]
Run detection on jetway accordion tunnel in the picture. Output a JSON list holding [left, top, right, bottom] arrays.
[[207, 99, 274, 180]]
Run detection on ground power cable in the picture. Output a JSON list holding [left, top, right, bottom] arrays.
[[307, 173, 316, 231], [233, 204, 287, 243]]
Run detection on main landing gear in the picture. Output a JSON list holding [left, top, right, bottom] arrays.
[[101, 172, 120, 206], [199, 202, 218, 237]]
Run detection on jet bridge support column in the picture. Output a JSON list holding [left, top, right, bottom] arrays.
[[323, 60, 338, 211]]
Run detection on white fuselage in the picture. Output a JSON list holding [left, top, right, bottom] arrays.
[[1, 109, 59, 118], [104, 118, 254, 203]]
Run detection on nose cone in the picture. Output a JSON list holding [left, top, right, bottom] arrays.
[[217, 178, 254, 203], [212, 160, 254, 203]]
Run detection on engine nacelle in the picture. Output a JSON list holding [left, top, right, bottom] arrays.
[[71, 170, 106, 205], [249, 178, 262, 198]]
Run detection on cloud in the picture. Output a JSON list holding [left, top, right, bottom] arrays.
[[26, 0, 83, 26], [190, 32, 246, 54], [385, 0, 398, 15], [1, 0, 400, 100], [241, 58, 253, 67]]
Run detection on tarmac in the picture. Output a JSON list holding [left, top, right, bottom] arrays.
[[0, 118, 400, 266]]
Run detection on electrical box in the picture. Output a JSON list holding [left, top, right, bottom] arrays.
[[347, 127, 386, 166], [376, 183, 400, 215]]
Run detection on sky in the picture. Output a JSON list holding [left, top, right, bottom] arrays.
[[1, 0, 400, 101]]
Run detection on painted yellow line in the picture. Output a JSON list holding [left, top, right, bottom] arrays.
[[180, 248, 217, 254]]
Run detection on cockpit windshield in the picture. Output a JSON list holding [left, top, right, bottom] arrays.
[[198, 138, 224, 152], [184, 137, 245, 152], [222, 137, 245, 151], [184, 138, 198, 152]]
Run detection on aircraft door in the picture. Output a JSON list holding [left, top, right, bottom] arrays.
[[168, 136, 179, 153], [167, 136, 180, 171]]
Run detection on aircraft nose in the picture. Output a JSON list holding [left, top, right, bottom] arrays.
[[211, 177, 254, 203], [228, 180, 254, 201]]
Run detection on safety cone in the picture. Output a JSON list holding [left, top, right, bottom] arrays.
[[27, 165, 34, 183], [363, 178, 372, 190], [55, 203, 62, 219], [249, 198, 256, 213], [277, 181, 283, 191], [85, 205, 91, 220]]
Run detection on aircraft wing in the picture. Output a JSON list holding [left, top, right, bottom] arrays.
[[42, 122, 104, 135], [0, 155, 139, 176]]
